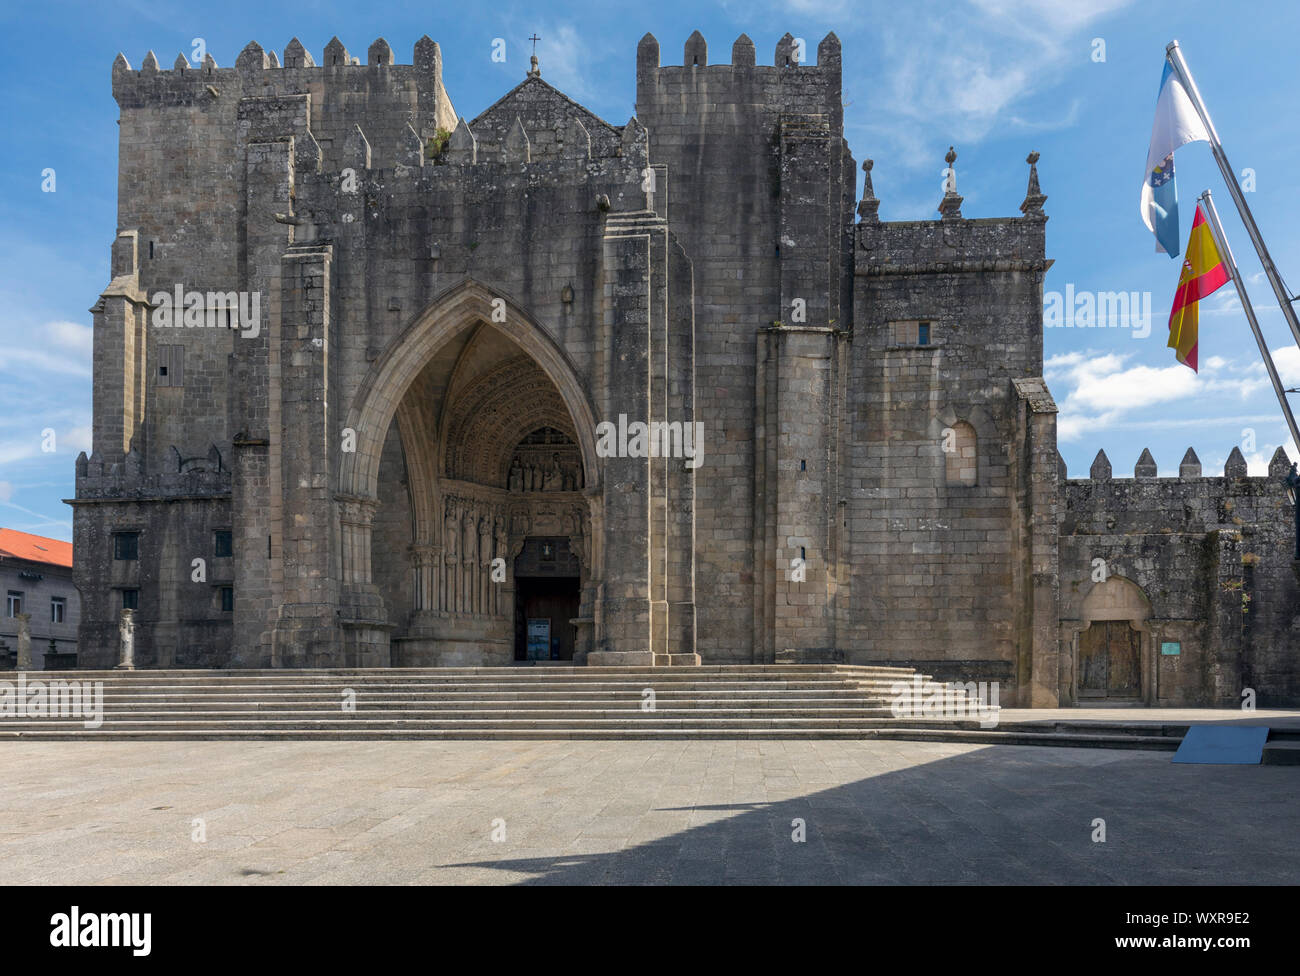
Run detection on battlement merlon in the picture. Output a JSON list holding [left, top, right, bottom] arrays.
[[1061, 446, 1294, 545], [111, 36, 457, 167], [1066, 445, 1293, 484], [636, 31, 843, 120], [856, 151, 1050, 274], [637, 30, 840, 76]]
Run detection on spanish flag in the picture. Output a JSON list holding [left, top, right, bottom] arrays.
[[1167, 204, 1229, 371]]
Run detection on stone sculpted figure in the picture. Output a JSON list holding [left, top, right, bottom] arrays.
[[508, 457, 524, 492], [462, 509, 477, 562], [479, 515, 494, 615], [462, 509, 478, 613], [443, 501, 459, 611], [543, 453, 563, 492], [492, 515, 508, 616]]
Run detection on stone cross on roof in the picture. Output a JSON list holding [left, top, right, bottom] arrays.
[[528, 33, 541, 77]]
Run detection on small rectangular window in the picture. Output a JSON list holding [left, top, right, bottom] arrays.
[[214, 530, 233, 558], [122, 589, 139, 611], [113, 532, 139, 561], [6, 591, 22, 617], [890, 321, 914, 344], [157, 345, 184, 387], [220, 586, 234, 612], [889, 320, 935, 346], [51, 597, 65, 624]]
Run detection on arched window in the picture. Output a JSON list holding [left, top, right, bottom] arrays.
[[945, 421, 977, 486]]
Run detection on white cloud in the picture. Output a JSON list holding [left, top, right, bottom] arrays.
[[46, 320, 93, 355], [1050, 348, 1271, 442], [855, 0, 1136, 166], [2, 320, 92, 377], [1273, 345, 1300, 386], [66, 426, 93, 454], [782, 0, 852, 14], [1243, 438, 1298, 476]]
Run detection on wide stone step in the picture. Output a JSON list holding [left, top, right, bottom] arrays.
[[0, 705, 904, 722], [54, 687, 868, 703], [17, 667, 922, 684], [0, 714, 982, 731], [63, 696, 894, 712], [1262, 741, 1300, 765], [26, 664, 919, 678], [24, 677, 867, 690], [0, 727, 1179, 745]]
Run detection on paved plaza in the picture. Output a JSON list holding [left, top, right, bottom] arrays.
[[1, 739, 1296, 885]]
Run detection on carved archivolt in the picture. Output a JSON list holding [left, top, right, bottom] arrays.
[[443, 357, 579, 487]]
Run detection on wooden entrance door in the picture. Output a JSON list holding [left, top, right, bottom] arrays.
[[1078, 621, 1141, 699]]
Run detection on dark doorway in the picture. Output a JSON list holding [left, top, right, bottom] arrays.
[[513, 536, 582, 662], [514, 577, 581, 661], [1078, 621, 1142, 699]]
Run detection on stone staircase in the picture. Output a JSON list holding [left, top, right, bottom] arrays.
[[1, 665, 1293, 755], [0, 665, 997, 741]]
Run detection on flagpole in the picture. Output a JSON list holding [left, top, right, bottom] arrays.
[[1198, 189, 1300, 450], [1166, 41, 1300, 356]]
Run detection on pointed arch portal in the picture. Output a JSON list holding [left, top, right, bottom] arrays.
[[336, 279, 605, 665]]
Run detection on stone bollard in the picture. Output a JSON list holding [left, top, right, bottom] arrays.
[[116, 608, 136, 670], [15, 613, 32, 671]]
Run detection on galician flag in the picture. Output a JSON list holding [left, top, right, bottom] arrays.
[[1141, 59, 1210, 257], [1167, 204, 1229, 372]]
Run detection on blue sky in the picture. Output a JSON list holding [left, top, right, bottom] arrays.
[[2, 0, 1299, 541]]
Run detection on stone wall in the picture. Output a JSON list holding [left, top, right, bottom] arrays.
[[845, 181, 1055, 703], [71, 455, 233, 667], [635, 32, 855, 662], [1060, 446, 1299, 706]]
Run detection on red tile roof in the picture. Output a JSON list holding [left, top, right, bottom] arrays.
[[0, 528, 73, 568]]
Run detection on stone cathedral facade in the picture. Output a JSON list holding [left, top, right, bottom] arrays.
[[72, 30, 1300, 707]]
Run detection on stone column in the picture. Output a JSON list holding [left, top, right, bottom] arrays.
[[15, 613, 32, 671], [271, 243, 345, 666], [589, 216, 656, 665], [91, 230, 149, 461], [232, 117, 300, 667], [116, 608, 136, 670], [755, 326, 841, 663], [411, 544, 436, 611], [477, 516, 491, 617], [1015, 378, 1062, 706], [337, 495, 390, 667]]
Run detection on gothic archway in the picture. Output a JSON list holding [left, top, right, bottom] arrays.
[[340, 280, 602, 665], [340, 279, 600, 507]]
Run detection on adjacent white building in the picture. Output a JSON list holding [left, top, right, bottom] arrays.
[[0, 529, 79, 668]]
